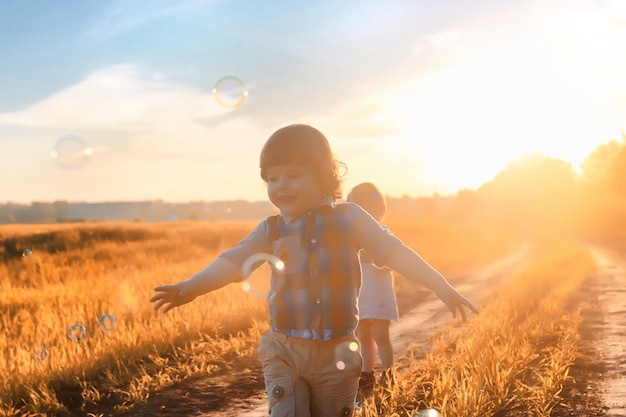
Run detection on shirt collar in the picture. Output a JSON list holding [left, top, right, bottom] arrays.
[[280, 196, 334, 225]]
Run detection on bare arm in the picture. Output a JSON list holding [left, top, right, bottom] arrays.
[[385, 244, 479, 321], [151, 220, 271, 314], [347, 202, 478, 321], [150, 256, 241, 314]]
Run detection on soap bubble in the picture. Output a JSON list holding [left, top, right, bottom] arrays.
[[68, 323, 87, 342], [212, 76, 248, 108], [241, 253, 285, 279], [50, 135, 93, 169], [35, 348, 48, 361], [334, 340, 360, 372], [98, 313, 117, 332], [412, 409, 443, 417], [21, 249, 33, 258]]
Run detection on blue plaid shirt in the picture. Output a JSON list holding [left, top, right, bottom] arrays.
[[219, 198, 403, 340]]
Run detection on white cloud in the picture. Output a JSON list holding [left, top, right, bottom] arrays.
[[0, 62, 264, 181], [0, 64, 231, 129], [0, 61, 266, 202]]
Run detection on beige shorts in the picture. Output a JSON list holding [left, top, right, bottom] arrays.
[[257, 330, 362, 417]]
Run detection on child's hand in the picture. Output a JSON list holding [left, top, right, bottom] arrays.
[[435, 284, 479, 321], [150, 282, 197, 314]]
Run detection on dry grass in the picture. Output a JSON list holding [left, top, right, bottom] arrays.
[[357, 239, 596, 417], [0, 217, 598, 416], [0, 221, 265, 416]]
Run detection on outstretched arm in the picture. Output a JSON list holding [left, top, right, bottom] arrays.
[[348, 201, 478, 321], [385, 245, 478, 321], [150, 256, 241, 314]]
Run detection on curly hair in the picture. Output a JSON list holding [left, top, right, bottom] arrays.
[[259, 124, 345, 201]]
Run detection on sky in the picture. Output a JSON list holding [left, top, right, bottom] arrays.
[[1, 0, 626, 204]]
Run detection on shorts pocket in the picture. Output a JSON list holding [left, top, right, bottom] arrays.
[[257, 331, 277, 365], [267, 376, 295, 414]]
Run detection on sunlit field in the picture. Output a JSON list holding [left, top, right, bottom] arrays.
[[0, 221, 264, 416], [0, 200, 620, 416], [358, 239, 595, 416], [3, 2, 626, 416]]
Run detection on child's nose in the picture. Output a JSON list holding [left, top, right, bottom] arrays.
[[275, 175, 289, 187]]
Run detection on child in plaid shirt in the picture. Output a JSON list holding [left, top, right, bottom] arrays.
[[151, 124, 478, 417]]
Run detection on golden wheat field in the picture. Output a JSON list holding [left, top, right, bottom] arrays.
[[0, 215, 608, 417]]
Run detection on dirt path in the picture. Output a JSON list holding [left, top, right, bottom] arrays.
[[581, 243, 626, 416], [388, 241, 531, 360], [127, 241, 626, 417], [193, 242, 533, 417]]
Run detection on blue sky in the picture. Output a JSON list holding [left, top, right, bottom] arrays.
[[1, 0, 626, 203]]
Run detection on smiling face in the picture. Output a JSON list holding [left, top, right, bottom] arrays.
[[266, 164, 325, 218], [260, 124, 344, 203]]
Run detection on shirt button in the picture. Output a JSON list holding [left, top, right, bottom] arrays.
[[315, 298, 321, 304], [310, 238, 317, 244]]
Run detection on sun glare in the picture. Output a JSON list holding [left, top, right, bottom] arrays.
[[376, 8, 625, 194]]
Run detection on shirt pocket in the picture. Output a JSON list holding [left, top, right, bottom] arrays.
[[272, 234, 302, 274]]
